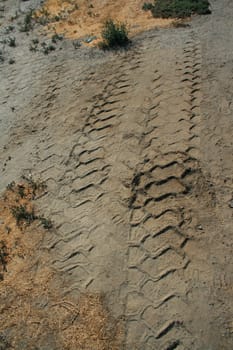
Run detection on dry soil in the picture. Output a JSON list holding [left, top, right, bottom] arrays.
[[0, 0, 233, 349]]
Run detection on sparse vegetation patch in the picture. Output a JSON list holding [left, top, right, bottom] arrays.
[[0, 178, 52, 280], [20, 10, 34, 32], [4, 178, 49, 229], [11, 204, 36, 226], [143, 0, 211, 18]]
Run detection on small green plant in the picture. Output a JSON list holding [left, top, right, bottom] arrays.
[[39, 217, 53, 230], [53, 15, 61, 22], [8, 58, 15, 65], [51, 33, 63, 43], [29, 38, 39, 52], [142, 2, 154, 11], [29, 44, 37, 52], [145, 0, 211, 18], [7, 181, 15, 191], [73, 39, 81, 49], [37, 16, 49, 25], [4, 25, 14, 34], [0, 241, 8, 272], [100, 19, 130, 49], [20, 10, 34, 32], [11, 205, 36, 225], [41, 41, 56, 55], [32, 38, 39, 45], [7, 36, 16, 47]]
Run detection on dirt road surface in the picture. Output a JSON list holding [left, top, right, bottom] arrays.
[[0, 0, 233, 349]]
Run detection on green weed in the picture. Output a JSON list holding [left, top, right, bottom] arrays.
[[99, 19, 130, 49]]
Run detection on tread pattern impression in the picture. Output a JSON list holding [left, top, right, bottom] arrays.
[[125, 34, 203, 350]]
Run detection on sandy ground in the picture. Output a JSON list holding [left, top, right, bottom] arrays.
[[0, 0, 233, 349]]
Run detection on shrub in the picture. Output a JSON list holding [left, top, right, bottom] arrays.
[[51, 33, 63, 43], [41, 43, 56, 55], [142, 2, 154, 11], [32, 38, 39, 45], [73, 39, 81, 49], [100, 19, 129, 49], [8, 58, 15, 65], [11, 205, 36, 225], [30, 38, 39, 52], [147, 0, 211, 18], [6, 181, 15, 191], [7, 36, 16, 47], [20, 10, 34, 32]]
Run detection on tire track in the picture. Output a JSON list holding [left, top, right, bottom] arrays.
[[124, 35, 204, 349], [181, 34, 202, 160], [37, 49, 144, 300]]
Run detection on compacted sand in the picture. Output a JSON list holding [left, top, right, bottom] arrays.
[[0, 0, 233, 349]]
